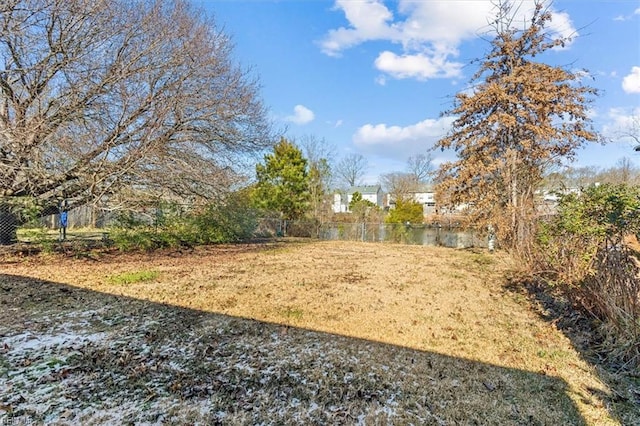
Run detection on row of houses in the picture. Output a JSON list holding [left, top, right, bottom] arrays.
[[331, 183, 583, 218], [332, 185, 437, 215]]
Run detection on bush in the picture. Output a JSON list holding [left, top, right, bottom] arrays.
[[109, 192, 258, 251], [534, 184, 640, 368], [385, 199, 424, 225], [191, 191, 258, 244]]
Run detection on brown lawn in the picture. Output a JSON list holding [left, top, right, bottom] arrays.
[[0, 240, 636, 425]]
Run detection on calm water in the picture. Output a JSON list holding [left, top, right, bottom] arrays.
[[318, 224, 486, 249]]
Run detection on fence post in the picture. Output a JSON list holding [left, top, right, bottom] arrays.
[[488, 224, 496, 252], [58, 199, 68, 242]]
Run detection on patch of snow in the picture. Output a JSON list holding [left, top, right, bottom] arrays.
[[3, 331, 107, 354]]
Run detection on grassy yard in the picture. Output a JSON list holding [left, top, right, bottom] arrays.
[[0, 240, 637, 424]]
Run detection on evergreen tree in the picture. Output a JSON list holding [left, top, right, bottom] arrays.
[[254, 138, 310, 220]]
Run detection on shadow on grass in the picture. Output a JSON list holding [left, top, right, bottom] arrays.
[[504, 278, 639, 425], [0, 273, 587, 425]]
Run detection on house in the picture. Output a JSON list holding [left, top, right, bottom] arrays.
[[537, 187, 580, 215], [387, 184, 437, 215], [333, 185, 383, 213]]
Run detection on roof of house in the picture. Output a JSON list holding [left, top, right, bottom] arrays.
[[411, 184, 435, 193], [347, 185, 381, 195]]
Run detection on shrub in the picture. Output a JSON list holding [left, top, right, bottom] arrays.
[[534, 184, 640, 368], [109, 191, 258, 251], [191, 190, 258, 244], [385, 199, 424, 225]]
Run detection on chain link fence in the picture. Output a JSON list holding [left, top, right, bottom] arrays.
[[258, 218, 487, 249], [0, 198, 486, 249]]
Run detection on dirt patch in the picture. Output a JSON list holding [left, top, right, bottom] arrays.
[[0, 240, 636, 424]]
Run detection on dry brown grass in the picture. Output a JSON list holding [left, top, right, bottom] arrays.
[[0, 240, 637, 424]]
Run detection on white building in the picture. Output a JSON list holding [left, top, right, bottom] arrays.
[[387, 185, 437, 215], [333, 185, 384, 213]]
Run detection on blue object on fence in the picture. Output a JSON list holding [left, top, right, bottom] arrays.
[[60, 211, 68, 228]]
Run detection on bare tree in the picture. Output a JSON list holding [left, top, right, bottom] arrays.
[[407, 154, 434, 183], [598, 157, 640, 185], [564, 165, 601, 188], [0, 0, 271, 241], [297, 134, 335, 221], [334, 153, 367, 188], [380, 172, 419, 204]]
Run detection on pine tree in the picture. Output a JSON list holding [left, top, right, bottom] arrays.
[[254, 138, 310, 220]]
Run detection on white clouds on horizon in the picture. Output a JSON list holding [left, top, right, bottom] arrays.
[[352, 116, 455, 160], [622, 66, 640, 94], [320, 0, 578, 82], [285, 104, 315, 125]]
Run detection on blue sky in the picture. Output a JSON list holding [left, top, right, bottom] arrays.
[[199, 0, 640, 184]]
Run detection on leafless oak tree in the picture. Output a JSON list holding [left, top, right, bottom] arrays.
[[407, 154, 434, 183], [0, 0, 271, 238], [334, 153, 367, 188]]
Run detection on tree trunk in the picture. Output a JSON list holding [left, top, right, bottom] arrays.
[[508, 149, 520, 251]]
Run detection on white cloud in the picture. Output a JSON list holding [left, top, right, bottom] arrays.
[[614, 7, 640, 21], [285, 105, 315, 125], [320, 0, 577, 82], [395, 0, 493, 46], [375, 50, 463, 80], [353, 116, 455, 160], [622, 66, 640, 94], [320, 0, 399, 57]]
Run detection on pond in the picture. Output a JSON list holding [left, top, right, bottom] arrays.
[[317, 223, 486, 249]]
